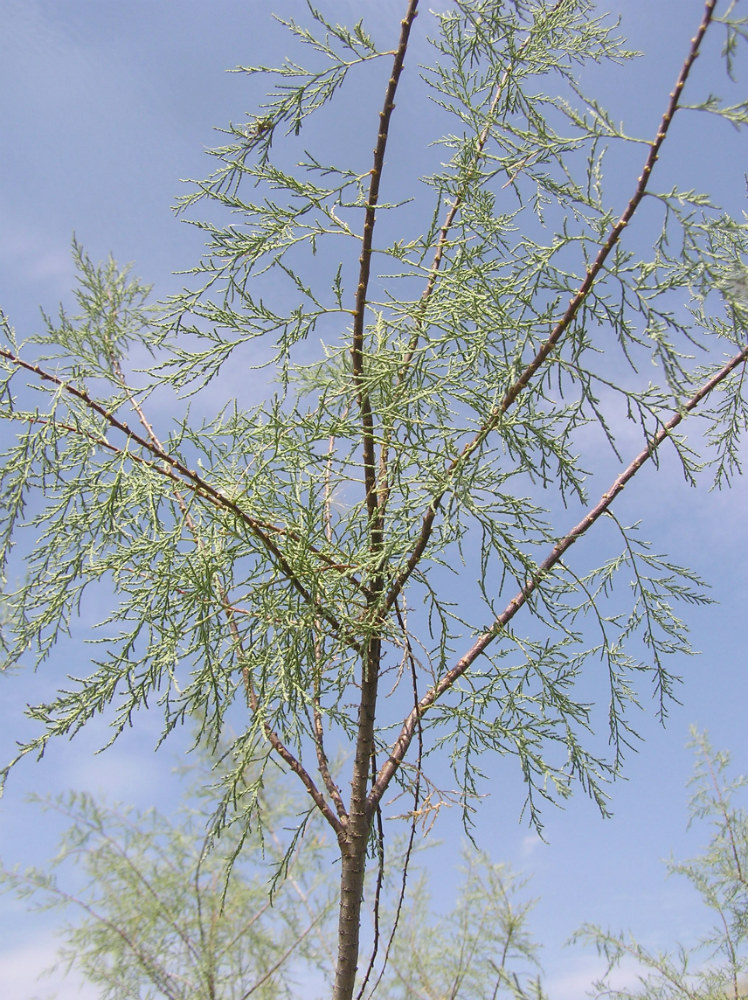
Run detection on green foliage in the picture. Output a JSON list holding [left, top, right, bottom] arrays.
[[0, 2, 747, 995], [0, 751, 336, 1000], [384, 850, 547, 1000], [2, 730, 742, 1000]]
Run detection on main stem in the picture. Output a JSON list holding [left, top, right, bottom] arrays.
[[333, 637, 381, 1000], [332, 6, 418, 997]]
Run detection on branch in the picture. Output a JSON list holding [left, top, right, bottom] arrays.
[[105, 347, 346, 839], [361, 598, 424, 1000], [51, 794, 205, 972], [0, 345, 365, 653], [9, 870, 185, 1000], [2, 325, 346, 835], [370, 343, 748, 809], [345, 0, 420, 880], [384, 0, 718, 613], [351, 0, 419, 543], [311, 635, 348, 822], [378, 0, 566, 511], [238, 905, 331, 1000]]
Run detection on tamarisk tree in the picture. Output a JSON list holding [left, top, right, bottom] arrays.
[[1, 2, 746, 998], [0, 751, 337, 1000]]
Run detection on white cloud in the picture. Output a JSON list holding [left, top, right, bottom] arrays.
[[547, 952, 645, 1000], [0, 939, 97, 1000], [520, 832, 543, 859]]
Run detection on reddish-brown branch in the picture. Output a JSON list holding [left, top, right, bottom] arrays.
[[370, 342, 748, 810], [312, 699, 348, 823], [344, 0, 419, 848], [2, 336, 345, 835], [351, 1, 419, 541], [311, 634, 348, 822], [1, 345, 365, 651], [238, 652, 346, 841], [362, 597, 423, 998], [383, 0, 718, 614], [491, 0, 717, 417], [1, 348, 365, 586]]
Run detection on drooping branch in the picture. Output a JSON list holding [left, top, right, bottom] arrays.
[[236, 642, 346, 841], [370, 342, 748, 809], [310, 637, 348, 824], [384, 0, 718, 614]]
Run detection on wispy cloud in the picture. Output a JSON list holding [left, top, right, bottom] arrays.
[[0, 938, 98, 1000], [520, 832, 543, 859], [547, 951, 645, 1000]]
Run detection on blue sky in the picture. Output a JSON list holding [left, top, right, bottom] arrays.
[[0, 2, 746, 998]]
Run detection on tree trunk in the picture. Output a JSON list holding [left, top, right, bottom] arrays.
[[332, 835, 370, 1000], [332, 636, 381, 1000]]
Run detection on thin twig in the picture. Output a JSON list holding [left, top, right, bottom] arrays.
[[354, 755, 386, 1000], [104, 342, 345, 839], [364, 597, 423, 1000]]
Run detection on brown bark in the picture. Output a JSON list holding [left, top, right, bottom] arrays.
[[332, 4, 419, 996], [332, 637, 381, 1000]]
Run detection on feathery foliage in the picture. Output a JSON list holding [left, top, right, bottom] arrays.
[[1, 2, 746, 996]]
